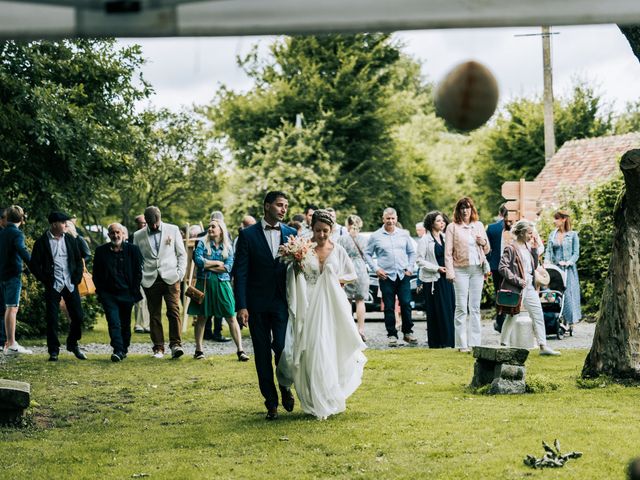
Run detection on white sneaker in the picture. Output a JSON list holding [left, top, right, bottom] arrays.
[[6, 343, 33, 355], [540, 346, 561, 356], [152, 351, 164, 359]]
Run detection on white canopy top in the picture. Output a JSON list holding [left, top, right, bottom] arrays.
[[1, 0, 639, 39]]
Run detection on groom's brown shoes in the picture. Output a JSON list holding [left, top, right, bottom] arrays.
[[280, 385, 295, 412], [266, 407, 279, 421]]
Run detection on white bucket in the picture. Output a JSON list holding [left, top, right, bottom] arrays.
[[509, 312, 537, 349]]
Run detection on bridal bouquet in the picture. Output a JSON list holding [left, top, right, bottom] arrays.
[[278, 236, 315, 275]]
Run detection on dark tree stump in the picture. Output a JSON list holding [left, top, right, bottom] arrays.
[[582, 149, 640, 379]]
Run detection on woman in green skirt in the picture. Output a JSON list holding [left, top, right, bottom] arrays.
[[188, 219, 249, 361]]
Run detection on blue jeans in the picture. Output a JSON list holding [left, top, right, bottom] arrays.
[[379, 275, 413, 338], [1, 276, 22, 307], [0, 276, 22, 346], [99, 291, 135, 354]]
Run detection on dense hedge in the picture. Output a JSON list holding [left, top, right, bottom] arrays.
[[537, 174, 623, 316]]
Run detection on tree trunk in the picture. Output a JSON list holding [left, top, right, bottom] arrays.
[[619, 26, 640, 62], [582, 149, 640, 379]]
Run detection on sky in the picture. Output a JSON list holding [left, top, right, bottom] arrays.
[[118, 24, 640, 115]]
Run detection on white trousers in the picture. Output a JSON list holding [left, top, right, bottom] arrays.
[[500, 284, 547, 347], [453, 265, 484, 348]]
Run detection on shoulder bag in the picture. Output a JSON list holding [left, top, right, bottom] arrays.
[[495, 245, 524, 311], [77, 260, 96, 297]]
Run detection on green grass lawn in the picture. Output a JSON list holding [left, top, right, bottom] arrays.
[[1, 348, 638, 479]]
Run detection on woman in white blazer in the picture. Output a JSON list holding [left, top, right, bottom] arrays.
[[416, 211, 455, 348]]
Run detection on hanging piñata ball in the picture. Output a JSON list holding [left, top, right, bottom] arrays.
[[434, 60, 499, 131]]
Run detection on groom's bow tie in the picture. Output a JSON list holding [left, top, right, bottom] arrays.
[[264, 224, 281, 231]]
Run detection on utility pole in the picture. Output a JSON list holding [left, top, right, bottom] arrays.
[[542, 26, 556, 163], [515, 28, 558, 163]]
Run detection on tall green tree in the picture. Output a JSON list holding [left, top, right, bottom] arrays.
[[211, 34, 432, 226], [614, 99, 640, 134], [220, 120, 342, 221], [0, 39, 150, 232], [392, 111, 481, 221], [111, 108, 224, 229], [472, 82, 612, 220]]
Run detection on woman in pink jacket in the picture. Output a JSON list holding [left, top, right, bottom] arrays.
[[445, 197, 490, 352]]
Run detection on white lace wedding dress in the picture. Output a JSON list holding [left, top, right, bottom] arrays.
[[277, 243, 367, 419]]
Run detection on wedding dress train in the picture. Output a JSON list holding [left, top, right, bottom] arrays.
[[277, 244, 367, 419]]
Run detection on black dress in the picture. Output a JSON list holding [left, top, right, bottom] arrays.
[[423, 234, 455, 348]]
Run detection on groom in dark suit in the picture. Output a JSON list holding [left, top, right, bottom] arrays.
[[233, 191, 298, 420]]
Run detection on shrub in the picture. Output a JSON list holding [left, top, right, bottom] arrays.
[[576, 375, 613, 389], [525, 374, 560, 393]]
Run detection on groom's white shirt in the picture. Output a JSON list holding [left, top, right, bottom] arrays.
[[134, 221, 187, 288], [261, 218, 281, 258]]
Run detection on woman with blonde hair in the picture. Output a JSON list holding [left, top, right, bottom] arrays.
[[337, 214, 370, 341], [545, 210, 581, 329], [188, 219, 248, 361], [499, 220, 560, 355], [445, 197, 490, 352]]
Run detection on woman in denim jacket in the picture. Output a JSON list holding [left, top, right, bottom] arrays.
[[545, 210, 582, 327], [188, 219, 249, 361]]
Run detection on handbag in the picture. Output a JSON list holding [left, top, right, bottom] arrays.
[[184, 256, 206, 305], [495, 245, 524, 310], [78, 267, 96, 297], [534, 265, 550, 287], [496, 289, 521, 308], [185, 281, 205, 304]]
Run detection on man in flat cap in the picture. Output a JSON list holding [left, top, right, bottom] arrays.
[[31, 211, 87, 361]]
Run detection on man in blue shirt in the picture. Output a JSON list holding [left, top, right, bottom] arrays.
[[365, 207, 417, 347], [0, 205, 33, 354]]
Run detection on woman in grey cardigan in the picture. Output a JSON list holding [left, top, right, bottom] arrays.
[[499, 220, 560, 355], [545, 210, 581, 328], [416, 211, 454, 348]]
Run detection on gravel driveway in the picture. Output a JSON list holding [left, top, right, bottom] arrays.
[[15, 311, 596, 359]]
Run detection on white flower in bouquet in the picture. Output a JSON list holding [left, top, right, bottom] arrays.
[[278, 236, 316, 275]]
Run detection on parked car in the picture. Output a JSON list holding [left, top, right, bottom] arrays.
[[355, 232, 425, 313]]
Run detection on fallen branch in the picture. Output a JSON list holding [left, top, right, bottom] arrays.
[[523, 439, 582, 469]]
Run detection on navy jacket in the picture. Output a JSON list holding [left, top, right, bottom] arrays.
[[30, 231, 84, 288], [0, 224, 31, 281], [485, 219, 504, 272], [92, 242, 143, 302], [232, 222, 297, 313]]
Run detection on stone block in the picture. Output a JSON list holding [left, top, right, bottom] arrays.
[[470, 359, 496, 388], [489, 378, 526, 395], [494, 364, 525, 381], [470, 346, 529, 394], [473, 346, 529, 366], [0, 379, 30, 410]]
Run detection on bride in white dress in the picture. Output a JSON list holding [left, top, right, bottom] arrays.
[[277, 210, 367, 419]]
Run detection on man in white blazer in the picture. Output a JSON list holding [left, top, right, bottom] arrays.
[[134, 206, 187, 359]]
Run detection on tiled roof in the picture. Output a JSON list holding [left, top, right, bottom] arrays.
[[535, 132, 640, 208]]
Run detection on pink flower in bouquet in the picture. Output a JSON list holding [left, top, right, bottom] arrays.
[[278, 236, 316, 275]]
